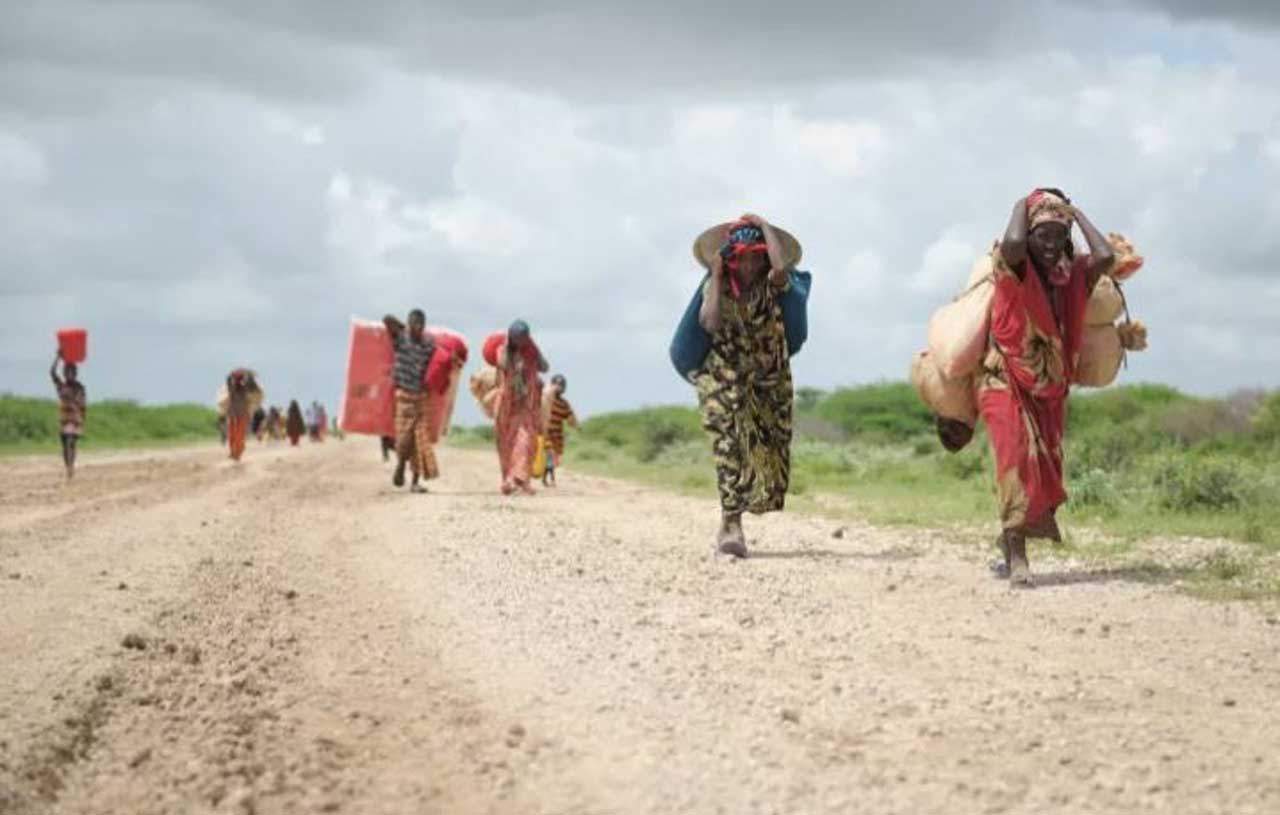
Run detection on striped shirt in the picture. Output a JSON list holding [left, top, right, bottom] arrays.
[[543, 393, 577, 453], [393, 334, 435, 393]]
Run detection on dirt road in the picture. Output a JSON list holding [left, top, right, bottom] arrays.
[[1, 441, 1277, 814]]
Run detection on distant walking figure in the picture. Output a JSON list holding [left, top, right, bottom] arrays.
[[50, 350, 86, 480], [223, 369, 263, 462], [286, 400, 306, 447]]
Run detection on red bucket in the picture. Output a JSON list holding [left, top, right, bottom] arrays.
[[57, 328, 87, 364]]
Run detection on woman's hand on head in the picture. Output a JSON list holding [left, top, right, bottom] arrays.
[[739, 213, 769, 228], [709, 250, 725, 278]]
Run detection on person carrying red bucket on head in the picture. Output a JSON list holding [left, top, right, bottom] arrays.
[[50, 347, 87, 481]]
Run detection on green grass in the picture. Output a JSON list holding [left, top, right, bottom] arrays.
[[0, 394, 220, 454]]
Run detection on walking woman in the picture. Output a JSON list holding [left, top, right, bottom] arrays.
[[224, 369, 263, 462], [693, 214, 802, 558], [286, 400, 306, 447], [50, 350, 86, 480], [978, 189, 1116, 586], [491, 320, 548, 495]]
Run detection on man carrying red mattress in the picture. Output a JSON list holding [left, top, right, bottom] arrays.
[[383, 309, 436, 493]]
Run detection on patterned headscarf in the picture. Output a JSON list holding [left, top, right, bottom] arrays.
[[1027, 190, 1074, 231], [1026, 190, 1075, 286], [719, 222, 769, 296], [505, 320, 535, 401]]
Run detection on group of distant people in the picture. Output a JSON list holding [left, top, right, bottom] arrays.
[[377, 311, 578, 496], [216, 370, 336, 461]]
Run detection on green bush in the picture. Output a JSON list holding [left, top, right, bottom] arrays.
[[812, 382, 933, 443], [1070, 427, 1151, 472], [1253, 392, 1280, 443], [1067, 383, 1191, 432], [1154, 458, 1251, 512], [793, 441, 856, 478], [1071, 468, 1120, 512], [933, 439, 988, 480], [1159, 400, 1252, 446], [580, 406, 703, 461]]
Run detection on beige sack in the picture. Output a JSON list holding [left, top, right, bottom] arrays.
[[1108, 233, 1144, 282], [1085, 275, 1124, 326], [1074, 324, 1124, 388], [469, 366, 500, 419], [911, 350, 978, 425], [926, 251, 995, 380]]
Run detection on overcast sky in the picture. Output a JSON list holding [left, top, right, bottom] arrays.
[[2, 0, 1278, 422]]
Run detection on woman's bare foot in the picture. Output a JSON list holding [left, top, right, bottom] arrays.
[[1006, 532, 1035, 588], [392, 461, 406, 488], [990, 532, 1011, 579], [716, 512, 748, 559]]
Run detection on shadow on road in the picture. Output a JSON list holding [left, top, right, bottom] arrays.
[[749, 547, 922, 562], [1032, 564, 1195, 589]]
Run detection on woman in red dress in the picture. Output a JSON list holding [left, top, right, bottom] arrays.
[[979, 189, 1115, 587]]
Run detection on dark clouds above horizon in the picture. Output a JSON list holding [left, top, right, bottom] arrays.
[[2, 0, 1278, 421]]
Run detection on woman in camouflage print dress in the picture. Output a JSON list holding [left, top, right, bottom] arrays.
[[695, 214, 799, 558]]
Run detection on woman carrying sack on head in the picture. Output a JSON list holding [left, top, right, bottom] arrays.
[[973, 189, 1142, 587], [687, 214, 806, 559]]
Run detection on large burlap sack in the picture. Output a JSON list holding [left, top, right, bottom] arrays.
[[246, 386, 264, 415], [926, 251, 995, 380], [1074, 324, 1124, 388], [910, 350, 977, 425], [1108, 233, 1144, 281], [1085, 275, 1125, 326], [470, 365, 500, 419]]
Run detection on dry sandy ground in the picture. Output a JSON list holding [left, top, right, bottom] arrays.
[[1, 441, 1277, 815]]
